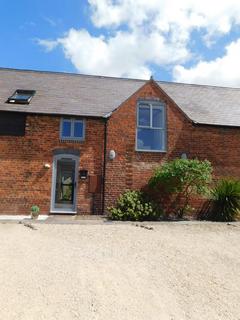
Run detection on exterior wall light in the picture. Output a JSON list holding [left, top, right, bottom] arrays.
[[109, 150, 116, 160], [44, 163, 51, 169], [181, 153, 188, 160]]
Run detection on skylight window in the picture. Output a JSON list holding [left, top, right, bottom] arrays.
[[7, 90, 36, 104]]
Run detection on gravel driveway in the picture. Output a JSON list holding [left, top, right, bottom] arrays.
[[0, 222, 239, 320]]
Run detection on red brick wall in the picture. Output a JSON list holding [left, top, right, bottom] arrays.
[[0, 81, 240, 215], [104, 81, 240, 212], [0, 115, 105, 214]]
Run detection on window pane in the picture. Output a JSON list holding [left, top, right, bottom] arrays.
[[152, 107, 164, 128], [138, 105, 150, 126], [74, 121, 83, 138], [137, 128, 164, 151], [11, 90, 35, 101], [62, 121, 71, 137], [13, 93, 31, 100]]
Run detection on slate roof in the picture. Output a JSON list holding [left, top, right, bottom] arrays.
[[0, 68, 144, 118], [0, 67, 240, 127], [159, 82, 240, 127]]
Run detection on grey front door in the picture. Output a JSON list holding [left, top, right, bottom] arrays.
[[51, 154, 79, 213]]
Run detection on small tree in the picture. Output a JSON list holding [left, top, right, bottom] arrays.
[[149, 159, 213, 217]]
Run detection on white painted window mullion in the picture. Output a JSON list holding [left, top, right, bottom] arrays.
[[150, 104, 153, 128]]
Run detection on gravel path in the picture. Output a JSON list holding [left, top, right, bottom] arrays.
[[0, 222, 239, 320]]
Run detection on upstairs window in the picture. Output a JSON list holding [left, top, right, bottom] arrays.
[[136, 101, 166, 152], [7, 90, 35, 104], [60, 118, 85, 141]]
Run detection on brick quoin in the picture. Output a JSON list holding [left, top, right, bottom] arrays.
[[0, 80, 239, 215]]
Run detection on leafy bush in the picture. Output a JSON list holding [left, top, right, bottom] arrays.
[[209, 179, 240, 221], [108, 190, 162, 221], [149, 159, 213, 218]]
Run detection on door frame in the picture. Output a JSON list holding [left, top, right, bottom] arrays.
[[50, 153, 79, 214]]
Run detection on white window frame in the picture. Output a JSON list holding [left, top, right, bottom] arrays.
[[136, 100, 166, 152], [60, 118, 85, 141]]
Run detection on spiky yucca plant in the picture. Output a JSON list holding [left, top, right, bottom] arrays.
[[211, 179, 240, 221]]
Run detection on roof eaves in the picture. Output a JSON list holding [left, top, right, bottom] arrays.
[[192, 121, 240, 128], [0, 108, 105, 119], [103, 111, 112, 118]]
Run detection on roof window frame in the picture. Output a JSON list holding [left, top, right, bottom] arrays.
[[7, 89, 36, 105]]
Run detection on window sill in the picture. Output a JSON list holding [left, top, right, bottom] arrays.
[[135, 149, 167, 153], [59, 139, 84, 143]]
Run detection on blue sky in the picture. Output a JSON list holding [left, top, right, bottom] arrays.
[[1, 0, 240, 86], [0, 0, 89, 72]]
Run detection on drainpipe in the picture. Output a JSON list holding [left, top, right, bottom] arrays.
[[101, 117, 108, 215]]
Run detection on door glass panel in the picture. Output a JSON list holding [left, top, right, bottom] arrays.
[[55, 159, 75, 208]]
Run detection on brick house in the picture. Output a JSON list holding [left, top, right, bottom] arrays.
[[0, 68, 239, 215]]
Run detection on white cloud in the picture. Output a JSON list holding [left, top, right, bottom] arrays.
[[173, 39, 240, 86], [42, 28, 189, 79], [38, 0, 240, 83], [88, 0, 240, 38], [37, 39, 58, 52], [60, 29, 155, 79]]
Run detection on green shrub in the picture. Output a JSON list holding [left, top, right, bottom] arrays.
[[149, 159, 213, 218], [31, 205, 40, 213], [30, 205, 40, 219], [209, 179, 240, 221], [108, 190, 162, 221]]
